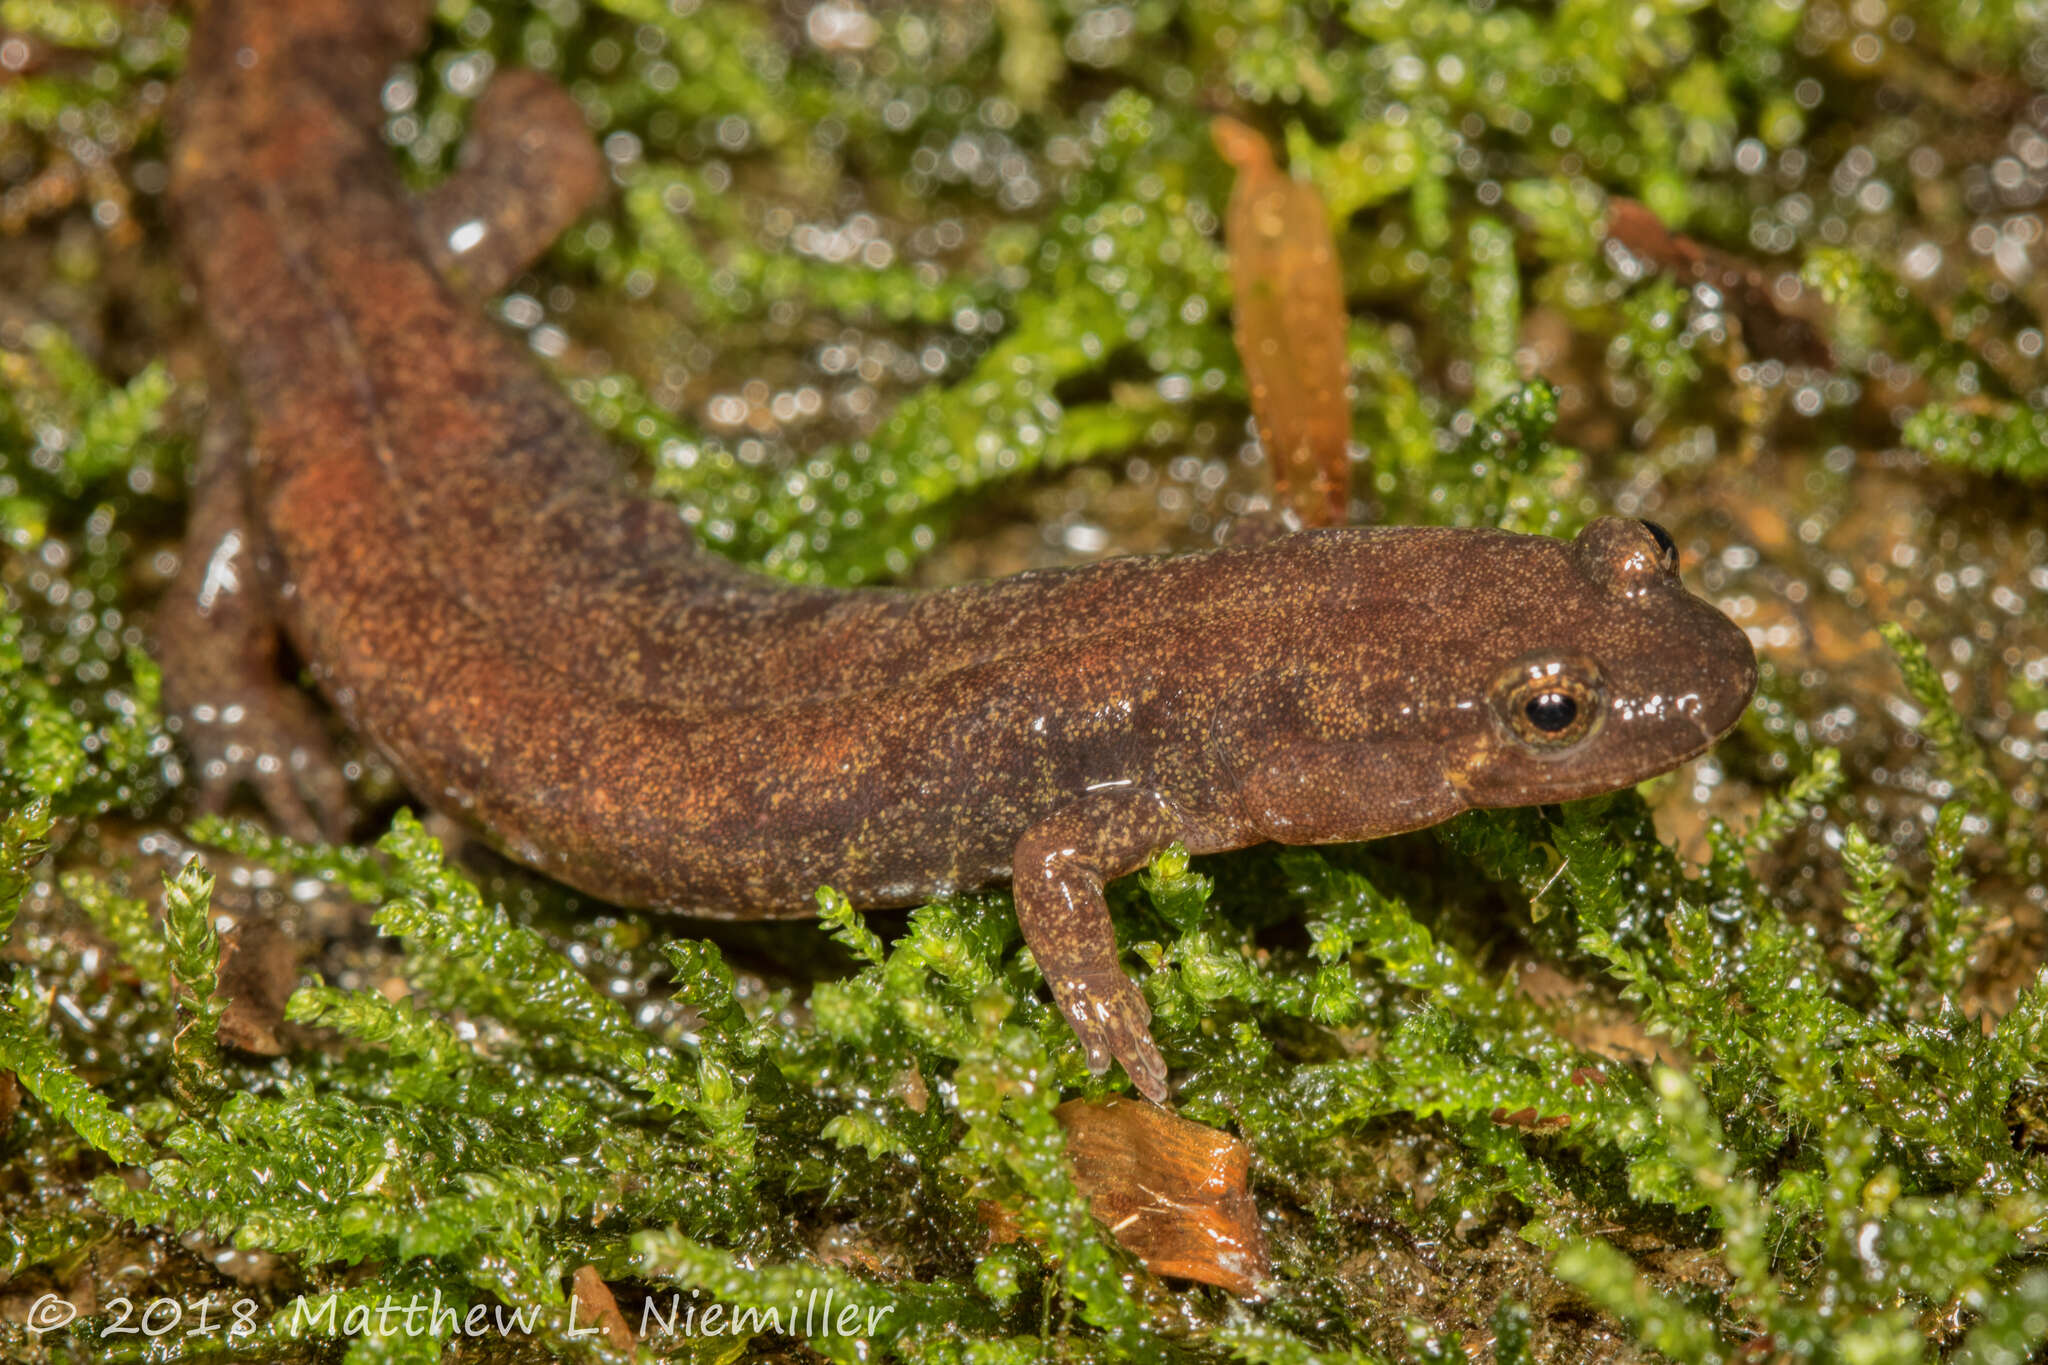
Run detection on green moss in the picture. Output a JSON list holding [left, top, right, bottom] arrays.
[[0, 802, 153, 1169], [160, 858, 226, 1105], [1901, 402, 2048, 486], [1801, 249, 2000, 402], [1880, 624, 2014, 830], [9, 669, 2047, 1358]]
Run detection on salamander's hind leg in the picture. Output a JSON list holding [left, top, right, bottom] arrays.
[[152, 388, 350, 843], [1013, 791, 1182, 1104], [415, 68, 605, 298]]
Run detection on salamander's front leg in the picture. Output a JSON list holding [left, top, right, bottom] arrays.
[[1012, 790, 1183, 1104]]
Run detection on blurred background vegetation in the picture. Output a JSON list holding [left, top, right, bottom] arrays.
[[3, 0, 2048, 1360]]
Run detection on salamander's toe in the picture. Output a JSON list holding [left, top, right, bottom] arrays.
[[177, 685, 352, 844], [1118, 1032, 1170, 1106], [1058, 966, 1170, 1104]]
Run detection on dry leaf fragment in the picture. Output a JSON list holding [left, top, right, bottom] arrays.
[[214, 919, 299, 1057], [1055, 1095, 1271, 1297], [1215, 116, 1353, 527], [1605, 196, 1834, 371], [571, 1265, 636, 1354], [1489, 1105, 1572, 1133]]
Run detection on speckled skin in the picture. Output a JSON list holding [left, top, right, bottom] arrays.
[[161, 0, 1758, 1102]]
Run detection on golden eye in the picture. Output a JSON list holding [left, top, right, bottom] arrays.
[[1497, 657, 1602, 749]]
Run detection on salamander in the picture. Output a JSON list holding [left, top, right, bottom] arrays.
[[159, 0, 1759, 1103]]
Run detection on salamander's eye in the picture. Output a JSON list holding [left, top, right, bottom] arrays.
[[1572, 517, 1681, 594], [1639, 519, 1679, 573], [1496, 655, 1603, 750]]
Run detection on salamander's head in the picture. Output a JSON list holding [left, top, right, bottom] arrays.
[[1216, 517, 1756, 845], [1430, 516, 1757, 809]]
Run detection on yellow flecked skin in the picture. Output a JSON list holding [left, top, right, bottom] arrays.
[[157, 0, 1758, 1102]]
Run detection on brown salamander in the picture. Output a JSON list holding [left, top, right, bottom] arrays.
[[160, 0, 1758, 1103]]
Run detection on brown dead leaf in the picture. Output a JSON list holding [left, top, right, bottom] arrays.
[[1215, 116, 1353, 527], [214, 919, 299, 1057], [1055, 1095, 1271, 1297], [571, 1265, 635, 1354]]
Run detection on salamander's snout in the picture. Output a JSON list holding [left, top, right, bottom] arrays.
[[1455, 518, 1757, 809], [1694, 607, 1760, 745], [1568, 515, 1758, 756]]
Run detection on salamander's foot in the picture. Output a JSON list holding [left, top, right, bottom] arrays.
[[416, 68, 605, 297], [172, 683, 351, 844], [1051, 964, 1169, 1104]]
